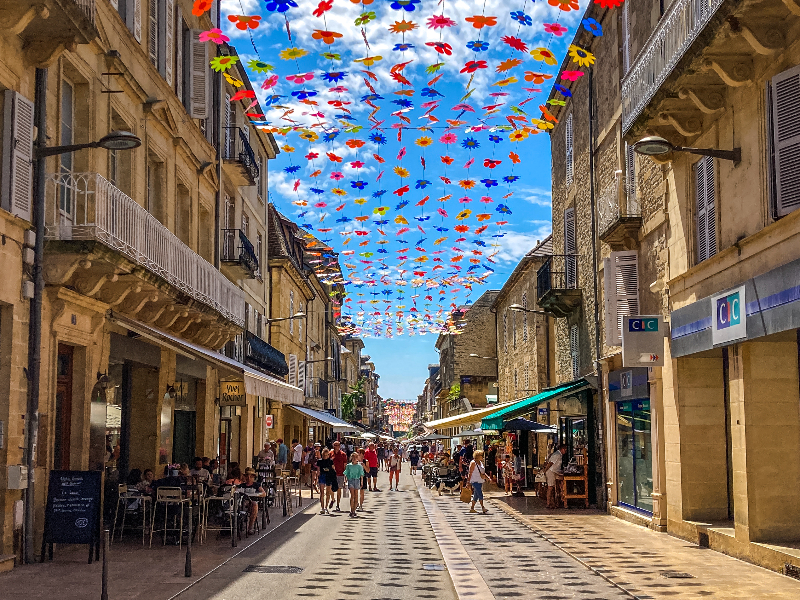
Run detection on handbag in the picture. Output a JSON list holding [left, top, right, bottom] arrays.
[[460, 485, 472, 503]]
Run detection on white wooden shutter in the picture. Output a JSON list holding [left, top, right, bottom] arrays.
[[164, 0, 174, 85], [625, 142, 636, 203], [772, 65, 800, 216], [224, 93, 231, 157], [288, 354, 297, 386], [110, 0, 119, 9], [565, 113, 574, 186], [695, 156, 716, 263], [570, 325, 579, 379], [175, 6, 183, 99], [563, 207, 577, 287], [298, 360, 306, 395], [188, 30, 208, 119], [603, 250, 640, 346], [148, 0, 158, 65], [1, 90, 34, 222], [622, 1, 631, 73], [133, 0, 142, 42]]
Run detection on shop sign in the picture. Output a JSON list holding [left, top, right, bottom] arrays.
[[711, 285, 747, 345], [622, 316, 665, 367], [220, 381, 246, 406], [265, 414, 274, 429], [608, 367, 649, 402]]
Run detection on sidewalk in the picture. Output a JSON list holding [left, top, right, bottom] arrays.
[[486, 488, 800, 599], [0, 487, 318, 599]]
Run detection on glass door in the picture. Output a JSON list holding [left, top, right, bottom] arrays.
[[616, 400, 652, 512]]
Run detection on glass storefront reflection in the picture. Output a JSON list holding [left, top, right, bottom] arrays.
[[616, 400, 653, 513]]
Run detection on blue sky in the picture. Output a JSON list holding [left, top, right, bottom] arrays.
[[219, 0, 586, 398]]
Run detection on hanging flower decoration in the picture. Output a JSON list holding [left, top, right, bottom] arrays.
[[458, 179, 477, 190], [466, 40, 489, 52], [313, 0, 334, 17], [561, 70, 584, 82], [312, 30, 343, 44], [524, 71, 553, 84], [330, 172, 345, 180], [509, 129, 529, 142], [370, 133, 387, 144], [582, 17, 604, 36], [230, 90, 255, 102], [389, 19, 417, 33], [544, 23, 569, 36], [279, 47, 309, 60], [496, 58, 523, 73], [248, 60, 274, 74], [321, 71, 347, 82], [465, 15, 497, 29], [530, 48, 558, 65], [501, 36, 527, 53], [332, 188, 348, 197], [210, 55, 239, 72], [291, 89, 318, 100], [549, 0, 580, 10], [265, 0, 298, 13], [594, 0, 624, 8], [393, 166, 410, 178], [224, 72, 243, 87], [509, 11, 532, 26], [427, 15, 457, 29], [286, 72, 314, 84], [480, 179, 498, 188], [415, 136, 433, 147], [548, 99, 567, 106], [227, 15, 261, 30], [461, 137, 480, 149], [441, 155, 455, 164], [493, 76, 518, 87], [354, 56, 383, 67], [487, 136, 503, 145], [192, 0, 212, 16], [461, 60, 488, 73], [390, 0, 421, 12], [350, 0, 375, 5], [345, 139, 366, 149], [569, 44, 596, 67], [355, 11, 377, 25], [393, 43, 415, 52], [456, 209, 472, 220], [553, 83, 573, 97], [426, 42, 453, 55], [299, 130, 319, 142]]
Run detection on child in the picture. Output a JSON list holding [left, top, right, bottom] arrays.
[[502, 454, 515, 496], [344, 453, 365, 518]]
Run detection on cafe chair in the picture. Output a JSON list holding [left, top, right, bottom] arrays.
[[285, 475, 301, 507], [150, 487, 191, 548], [202, 485, 237, 543], [112, 484, 152, 545]]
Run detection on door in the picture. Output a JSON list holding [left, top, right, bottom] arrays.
[[219, 417, 232, 478], [54, 344, 74, 470], [173, 410, 196, 466], [58, 79, 75, 236]]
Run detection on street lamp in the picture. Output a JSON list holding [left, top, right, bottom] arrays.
[[265, 311, 306, 323], [469, 354, 498, 360], [33, 130, 142, 158], [632, 135, 741, 163], [508, 303, 551, 316]]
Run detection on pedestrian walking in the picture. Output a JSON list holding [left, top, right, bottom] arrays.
[[276, 438, 288, 472], [317, 448, 336, 514], [377, 443, 386, 472], [344, 453, 365, 518], [501, 454, 515, 495], [331, 441, 348, 512], [309, 442, 321, 491], [356, 448, 367, 510], [544, 444, 566, 509], [291, 438, 303, 476], [467, 450, 489, 514], [364, 442, 380, 491], [388, 446, 402, 491], [409, 446, 420, 475]]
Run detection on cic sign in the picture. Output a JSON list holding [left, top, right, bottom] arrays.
[[219, 381, 246, 406], [711, 285, 747, 345], [622, 315, 665, 367]]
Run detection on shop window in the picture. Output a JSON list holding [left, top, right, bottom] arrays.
[[694, 156, 716, 263], [615, 400, 653, 513]]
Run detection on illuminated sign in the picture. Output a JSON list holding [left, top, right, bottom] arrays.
[[711, 286, 747, 345]]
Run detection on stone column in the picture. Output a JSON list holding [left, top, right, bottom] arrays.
[[194, 366, 218, 458], [649, 365, 667, 531]]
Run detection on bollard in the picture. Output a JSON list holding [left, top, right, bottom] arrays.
[[101, 529, 110, 600], [184, 506, 192, 577]]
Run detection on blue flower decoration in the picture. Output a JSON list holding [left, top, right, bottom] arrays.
[[322, 71, 347, 82], [265, 0, 298, 13], [336, 216, 352, 223], [392, 98, 413, 108], [374, 219, 389, 225], [351, 181, 368, 190], [582, 17, 603, 37], [488, 135, 503, 143], [369, 133, 387, 145], [264, 94, 286, 106], [510, 11, 532, 26], [372, 189, 387, 198], [554, 84, 572, 97], [415, 179, 431, 189], [503, 175, 520, 183], [389, 0, 420, 12], [377, 248, 388, 254], [336, 114, 355, 121], [300, 223, 314, 230], [466, 40, 489, 52], [396, 201, 409, 210], [474, 240, 486, 247], [323, 131, 339, 142], [462, 137, 480, 149], [480, 179, 498, 188], [393, 43, 415, 52], [291, 89, 317, 100], [420, 87, 443, 98], [310, 187, 325, 195], [415, 215, 431, 222], [284, 165, 301, 174], [361, 93, 384, 102], [496, 204, 512, 214], [435, 226, 449, 232]]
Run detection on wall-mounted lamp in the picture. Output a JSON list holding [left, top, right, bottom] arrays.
[[508, 303, 552, 316], [166, 385, 177, 399], [632, 136, 741, 163], [266, 311, 306, 324], [34, 130, 141, 158]]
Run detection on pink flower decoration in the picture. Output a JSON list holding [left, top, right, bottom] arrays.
[[439, 133, 458, 144], [330, 172, 344, 180], [314, 202, 328, 208], [261, 75, 279, 90], [561, 70, 585, 82], [480, 196, 493, 203], [427, 14, 457, 29], [286, 72, 314, 84], [329, 86, 349, 93], [459, 196, 473, 204], [349, 161, 365, 168], [544, 23, 569, 36], [199, 28, 229, 44]]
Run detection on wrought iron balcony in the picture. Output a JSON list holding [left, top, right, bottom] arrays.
[[223, 127, 259, 186], [220, 229, 259, 278], [306, 378, 329, 401], [244, 331, 289, 377], [536, 254, 582, 318], [621, 0, 725, 133], [45, 172, 245, 328], [598, 181, 642, 249]]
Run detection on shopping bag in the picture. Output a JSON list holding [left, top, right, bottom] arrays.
[[460, 485, 472, 503]]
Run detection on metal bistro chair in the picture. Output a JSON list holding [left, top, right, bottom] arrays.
[[202, 485, 238, 545], [112, 484, 152, 545], [285, 475, 301, 507], [150, 487, 191, 548]]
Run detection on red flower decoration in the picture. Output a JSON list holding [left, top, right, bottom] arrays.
[[425, 41, 453, 56], [501, 36, 528, 52], [441, 155, 454, 165], [483, 159, 501, 168], [594, 0, 624, 7], [305, 152, 319, 160], [544, 23, 569, 36], [460, 60, 488, 74], [561, 70, 585, 82], [394, 185, 410, 196], [327, 152, 343, 162], [509, 152, 521, 164], [227, 15, 262, 30], [313, 0, 334, 17], [454, 225, 470, 233]]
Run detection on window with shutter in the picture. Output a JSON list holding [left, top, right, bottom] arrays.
[[564, 207, 577, 287], [694, 156, 716, 263], [298, 360, 306, 395], [625, 142, 636, 205], [503, 312, 508, 351], [175, 6, 183, 98], [133, 0, 142, 43], [224, 93, 231, 157], [162, 0, 174, 85], [622, 1, 631, 73], [188, 30, 208, 119], [522, 292, 528, 341], [512, 310, 516, 348], [288, 354, 297, 386], [1, 90, 34, 222], [772, 64, 800, 216], [603, 251, 640, 346], [290, 290, 294, 334], [565, 113, 574, 186], [148, 0, 158, 66], [570, 324, 579, 379]]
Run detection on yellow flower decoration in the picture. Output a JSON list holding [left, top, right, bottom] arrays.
[[415, 136, 433, 147], [530, 47, 557, 66], [509, 129, 529, 142], [394, 215, 409, 225], [224, 72, 243, 87], [456, 209, 472, 220], [388, 20, 418, 34], [354, 198, 368, 205], [393, 166, 410, 178], [279, 47, 309, 61], [533, 119, 554, 131], [492, 76, 518, 87], [353, 56, 383, 67], [569, 44, 595, 67], [299, 130, 319, 142], [331, 188, 347, 196], [281, 144, 295, 152]]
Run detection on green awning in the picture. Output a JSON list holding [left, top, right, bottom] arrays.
[[480, 380, 590, 431]]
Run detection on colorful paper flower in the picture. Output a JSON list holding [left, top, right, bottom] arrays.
[[524, 71, 552, 84], [265, 0, 298, 13], [393, 43, 415, 52], [389, 19, 418, 33], [456, 209, 472, 220], [480, 179, 498, 188], [312, 30, 343, 44], [313, 0, 334, 17], [290, 89, 317, 100], [354, 11, 377, 25], [370, 133, 387, 145], [461, 137, 480, 150], [465, 15, 497, 29], [549, 0, 580, 10], [594, 0, 624, 8], [299, 130, 319, 142], [390, 0, 420, 12], [496, 58, 523, 73], [209, 55, 239, 72], [415, 136, 433, 147], [393, 166, 410, 178], [544, 23, 569, 36], [582, 17, 603, 36], [192, 0, 212, 17], [441, 155, 454, 164], [330, 172, 345, 180], [415, 179, 431, 189], [503, 175, 520, 183], [349, 160, 366, 168], [354, 56, 383, 66], [279, 47, 308, 60], [466, 40, 489, 52], [530, 48, 558, 66], [331, 188, 348, 196], [569, 44, 596, 67], [427, 14, 457, 29], [501, 36, 527, 53], [461, 60, 488, 73], [509, 11, 532, 26], [351, 181, 368, 190], [286, 72, 314, 84], [509, 129, 529, 142], [248, 60, 273, 74], [322, 71, 347, 82], [199, 28, 229, 43], [561, 70, 584, 82], [426, 42, 453, 55], [420, 87, 443, 97], [459, 179, 477, 190]]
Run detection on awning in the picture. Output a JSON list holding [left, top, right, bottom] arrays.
[[481, 380, 591, 431], [422, 401, 519, 430], [109, 311, 303, 405], [288, 406, 357, 433], [503, 418, 558, 433]]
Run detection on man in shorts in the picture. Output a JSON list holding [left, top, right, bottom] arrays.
[[291, 438, 303, 476], [364, 442, 380, 491], [388, 446, 402, 491], [331, 441, 348, 511]]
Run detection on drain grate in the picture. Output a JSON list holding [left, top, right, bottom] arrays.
[[244, 565, 304, 574], [422, 564, 446, 571], [784, 563, 800, 580], [660, 570, 694, 579], [486, 536, 534, 544]]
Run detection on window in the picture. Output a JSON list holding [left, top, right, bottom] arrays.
[[241, 212, 249, 239], [622, 0, 631, 73], [570, 324, 579, 379], [503, 311, 508, 351], [625, 142, 636, 203], [522, 292, 528, 341], [514, 369, 518, 391], [694, 156, 716, 263], [175, 183, 191, 246], [565, 113, 574, 186], [116, 0, 142, 43], [771, 64, 800, 216], [148, 0, 158, 66], [146, 153, 164, 224], [298, 302, 304, 340], [512, 309, 517, 348], [290, 290, 294, 334], [59, 79, 74, 219], [256, 232, 263, 278], [564, 207, 577, 287], [603, 251, 640, 346], [224, 194, 234, 229]]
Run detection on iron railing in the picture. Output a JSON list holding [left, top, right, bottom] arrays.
[[223, 127, 259, 183], [306, 378, 329, 401], [45, 172, 245, 326], [69, 0, 95, 23], [598, 180, 641, 236], [245, 331, 289, 376], [221, 229, 259, 276], [537, 254, 579, 300], [621, 0, 725, 133]]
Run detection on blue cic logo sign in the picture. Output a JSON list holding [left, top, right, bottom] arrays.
[[711, 285, 747, 345], [628, 317, 659, 332]]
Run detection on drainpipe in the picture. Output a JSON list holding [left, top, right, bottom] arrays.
[[213, 48, 223, 269], [24, 67, 47, 564]]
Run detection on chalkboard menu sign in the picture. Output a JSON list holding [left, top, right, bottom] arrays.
[[44, 470, 102, 546]]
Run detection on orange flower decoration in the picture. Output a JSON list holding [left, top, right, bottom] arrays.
[[388, 20, 418, 33], [476, 213, 492, 221], [454, 225, 470, 233], [441, 155, 454, 165], [350, 0, 374, 3], [192, 0, 212, 16], [549, 0, 580, 10], [496, 58, 523, 73], [346, 139, 366, 149], [524, 72, 553, 84], [227, 14, 261, 30], [312, 30, 343, 44], [459, 179, 477, 190], [465, 15, 497, 29], [509, 152, 521, 164]]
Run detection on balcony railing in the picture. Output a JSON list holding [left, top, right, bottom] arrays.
[[306, 378, 329, 401], [70, 0, 95, 23], [537, 254, 582, 317], [598, 180, 642, 246], [621, 0, 725, 133], [223, 127, 259, 186], [45, 172, 244, 326], [245, 331, 289, 377], [221, 229, 259, 278]]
